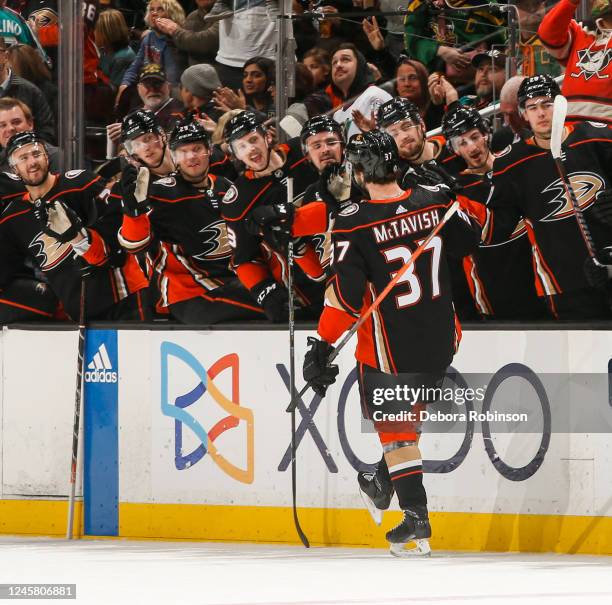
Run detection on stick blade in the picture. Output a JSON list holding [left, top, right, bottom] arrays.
[[551, 95, 568, 160]]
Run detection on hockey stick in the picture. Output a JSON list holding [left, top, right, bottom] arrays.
[[550, 95, 601, 265], [286, 177, 310, 548], [288, 200, 460, 410], [66, 277, 87, 540]]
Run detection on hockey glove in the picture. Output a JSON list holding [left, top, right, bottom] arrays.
[[583, 257, 611, 290], [592, 189, 612, 227], [303, 336, 339, 397], [250, 278, 289, 322], [419, 161, 462, 198], [245, 203, 295, 237], [34, 199, 87, 244], [119, 159, 151, 217], [318, 163, 352, 210]]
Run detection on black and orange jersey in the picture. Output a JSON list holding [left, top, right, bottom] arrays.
[[220, 137, 324, 303], [117, 171, 253, 309], [318, 187, 480, 373], [483, 121, 612, 297], [209, 144, 239, 182], [0, 170, 147, 320], [457, 170, 543, 319]]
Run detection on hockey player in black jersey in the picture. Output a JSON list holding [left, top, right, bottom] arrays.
[[244, 115, 362, 273], [441, 105, 546, 320], [303, 130, 480, 556], [0, 131, 149, 321], [220, 111, 325, 321], [118, 119, 264, 324], [482, 74, 612, 319], [377, 97, 465, 190]]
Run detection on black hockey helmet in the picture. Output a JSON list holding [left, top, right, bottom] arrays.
[[121, 109, 163, 142], [517, 74, 561, 109], [223, 111, 266, 147], [169, 118, 210, 150], [300, 115, 344, 152], [345, 130, 399, 182], [377, 97, 422, 129], [6, 130, 46, 162], [442, 105, 491, 151]]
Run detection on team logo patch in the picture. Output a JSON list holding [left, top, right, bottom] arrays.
[[2, 171, 20, 181], [222, 185, 238, 204], [418, 184, 442, 192], [495, 145, 512, 158], [338, 202, 359, 216], [29, 231, 73, 271], [587, 121, 608, 128], [572, 47, 612, 81], [194, 220, 232, 260], [65, 170, 85, 179], [154, 176, 176, 187], [541, 172, 604, 222]]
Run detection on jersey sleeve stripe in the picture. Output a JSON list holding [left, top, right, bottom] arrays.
[[225, 181, 273, 222]]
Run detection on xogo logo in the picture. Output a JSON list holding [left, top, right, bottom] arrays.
[[85, 343, 118, 383], [160, 342, 254, 483]]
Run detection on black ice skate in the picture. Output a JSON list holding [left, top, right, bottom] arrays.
[[385, 505, 431, 557], [357, 471, 393, 526]]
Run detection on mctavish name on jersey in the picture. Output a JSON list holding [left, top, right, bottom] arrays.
[[373, 209, 440, 244]]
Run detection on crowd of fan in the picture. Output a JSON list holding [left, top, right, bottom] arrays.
[[0, 0, 609, 325]]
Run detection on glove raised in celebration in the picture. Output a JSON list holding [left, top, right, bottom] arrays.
[[35, 199, 86, 244], [119, 159, 151, 217], [318, 163, 352, 210], [250, 278, 289, 322], [303, 336, 339, 397]]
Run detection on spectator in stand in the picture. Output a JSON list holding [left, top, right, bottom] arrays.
[[285, 63, 333, 127], [94, 8, 136, 88], [404, 0, 506, 86], [209, 0, 278, 90], [116, 0, 187, 107], [538, 0, 612, 124], [107, 64, 184, 146], [180, 63, 223, 122], [0, 0, 49, 63], [499, 75, 529, 136], [0, 37, 54, 143], [303, 48, 331, 91], [392, 56, 443, 130], [213, 56, 275, 118], [327, 43, 392, 139], [6, 43, 56, 121], [0, 96, 58, 169], [154, 0, 219, 66], [428, 50, 508, 111], [516, 0, 562, 77]]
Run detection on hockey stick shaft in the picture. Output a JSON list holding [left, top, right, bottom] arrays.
[[550, 95, 600, 263], [286, 177, 310, 548], [66, 278, 87, 540], [291, 200, 460, 404]]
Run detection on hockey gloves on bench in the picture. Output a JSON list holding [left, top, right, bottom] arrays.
[[34, 199, 86, 244], [303, 336, 339, 397], [119, 159, 151, 217], [250, 278, 289, 322], [245, 203, 294, 250]]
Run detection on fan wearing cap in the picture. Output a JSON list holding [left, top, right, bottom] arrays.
[[477, 74, 612, 319], [0, 130, 149, 322], [441, 105, 546, 320], [220, 111, 325, 322], [303, 129, 480, 556], [117, 118, 263, 324], [376, 97, 465, 191], [180, 63, 223, 123], [539, 0, 612, 124]]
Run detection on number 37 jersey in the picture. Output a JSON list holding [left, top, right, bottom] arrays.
[[319, 187, 480, 373]]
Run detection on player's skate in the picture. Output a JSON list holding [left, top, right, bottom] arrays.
[[386, 505, 431, 557], [358, 470, 393, 526]]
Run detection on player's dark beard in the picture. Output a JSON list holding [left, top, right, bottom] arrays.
[[19, 165, 49, 187]]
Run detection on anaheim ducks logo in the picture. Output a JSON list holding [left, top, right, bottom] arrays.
[[193, 220, 232, 261], [29, 232, 73, 271], [540, 172, 604, 223]]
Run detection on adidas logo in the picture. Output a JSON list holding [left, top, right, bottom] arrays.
[[84, 343, 118, 383], [396, 204, 407, 215]]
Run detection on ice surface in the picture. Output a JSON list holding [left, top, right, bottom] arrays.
[[0, 537, 610, 605]]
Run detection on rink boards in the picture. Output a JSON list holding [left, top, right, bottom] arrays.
[[0, 325, 612, 554]]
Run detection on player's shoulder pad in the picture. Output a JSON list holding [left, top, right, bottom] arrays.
[[152, 175, 176, 187], [572, 121, 612, 141], [211, 174, 232, 195], [55, 168, 101, 193], [332, 201, 364, 231]]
